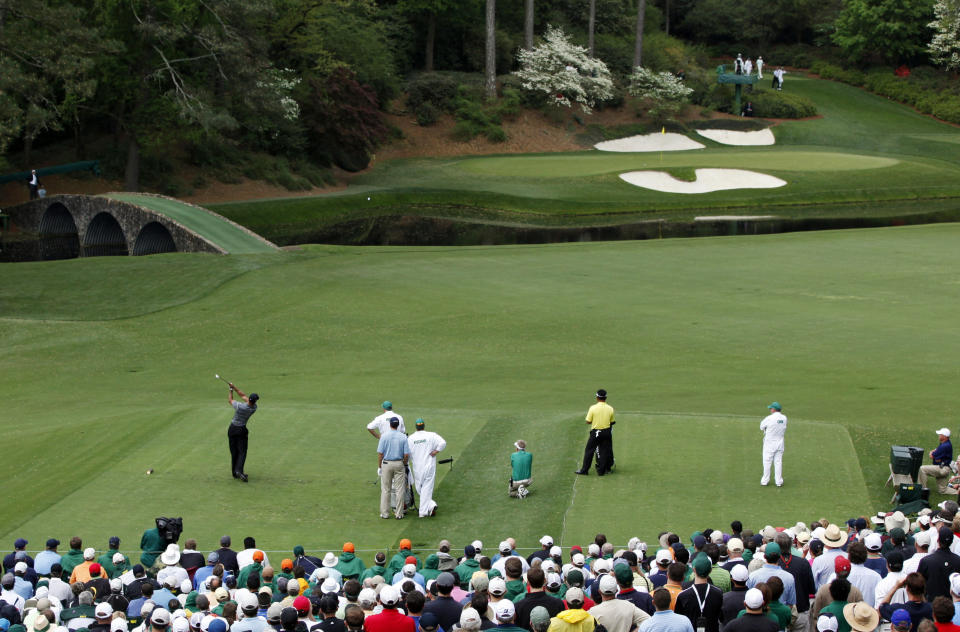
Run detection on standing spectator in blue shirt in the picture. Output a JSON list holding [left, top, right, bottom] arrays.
[[747, 544, 796, 607], [34, 540, 61, 577], [920, 429, 954, 494], [640, 588, 694, 632], [376, 418, 409, 519]]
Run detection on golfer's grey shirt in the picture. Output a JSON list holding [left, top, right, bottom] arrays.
[[231, 401, 257, 427]]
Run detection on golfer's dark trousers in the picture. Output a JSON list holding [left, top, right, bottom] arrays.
[[581, 427, 613, 475], [228, 424, 248, 475]]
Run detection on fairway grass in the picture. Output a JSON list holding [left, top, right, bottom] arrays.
[[3, 225, 960, 554]]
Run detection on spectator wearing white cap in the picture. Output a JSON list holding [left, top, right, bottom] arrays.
[[457, 607, 482, 631], [492, 599, 524, 632], [920, 429, 954, 494], [231, 591, 267, 632], [12, 563, 33, 601], [590, 574, 648, 632], [723, 565, 751, 625], [862, 535, 887, 578], [903, 531, 931, 575], [551, 586, 597, 631], [650, 550, 672, 589], [492, 542, 529, 577], [70, 549, 107, 585], [391, 563, 425, 589], [725, 588, 777, 632], [529, 537, 555, 565], [364, 585, 412, 632], [88, 602, 114, 632], [638, 587, 693, 632]]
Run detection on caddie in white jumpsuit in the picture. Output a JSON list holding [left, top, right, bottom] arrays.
[[407, 418, 446, 517], [367, 400, 405, 438], [756, 56, 764, 79], [760, 401, 787, 487]]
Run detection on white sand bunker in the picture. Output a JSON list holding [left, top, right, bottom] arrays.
[[595, 133, 705, 152], [696, 128, 776, 146], [619, 168, 786, 194]]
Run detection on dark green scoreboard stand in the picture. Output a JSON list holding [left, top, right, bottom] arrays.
[[716, 66, 758, 116]]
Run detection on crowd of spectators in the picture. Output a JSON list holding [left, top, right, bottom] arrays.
[[3, 506, 960, 632]]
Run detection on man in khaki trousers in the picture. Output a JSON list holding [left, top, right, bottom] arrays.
[[377, 417, 410, 519]]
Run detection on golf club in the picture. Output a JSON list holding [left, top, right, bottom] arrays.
[[215, 374, 232, 387]]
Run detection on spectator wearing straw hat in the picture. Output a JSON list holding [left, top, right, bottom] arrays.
[[842, 602, 879, 632], [809, 558, 863, 632], [813, 526, 849, 590], [920, 429, 954, 494]]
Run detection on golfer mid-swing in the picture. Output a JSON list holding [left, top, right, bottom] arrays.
[[227, 382, 259, 482]]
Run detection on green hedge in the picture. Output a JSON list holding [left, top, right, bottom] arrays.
[[747, 89, 818, 118], [811, 62, 960, 125]]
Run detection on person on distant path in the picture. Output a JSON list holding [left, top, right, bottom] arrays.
[[28, 170, 39, 200], [407, 418, 446, 517], [510, 440, 533, 498], [745, 58, 754, 76], [368, 401, 405, 439], [735, 54, 744, 75], [757, 57, 764, 79], [760, 402, 787, 487], [377, 417, 409, 519], [227, 382, 259, 483], [774, 68, 785, 90], [575, 389, 615, 476], [919, 429, 954, 494]]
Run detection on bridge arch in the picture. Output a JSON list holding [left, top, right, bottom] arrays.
[[83, 212, 129, 257], [38, 202, 81, 260], [133, 221, 177, 256]]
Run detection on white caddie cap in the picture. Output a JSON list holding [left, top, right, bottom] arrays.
[[540, 535, 553, 546]]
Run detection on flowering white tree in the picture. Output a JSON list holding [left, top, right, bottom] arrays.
[[628, 67, 693, 120], [930, 0, 960, 70], [514, 25, 614, 114]]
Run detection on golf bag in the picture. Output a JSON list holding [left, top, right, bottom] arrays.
[[389, 466, 416, 512], [156, 516, 183, 544]]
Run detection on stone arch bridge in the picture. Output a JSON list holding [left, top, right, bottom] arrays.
[[2, 193, 277, 260]]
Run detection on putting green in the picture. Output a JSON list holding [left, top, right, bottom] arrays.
[[457, 150, 899, 178], [560, 413, 870, 546]]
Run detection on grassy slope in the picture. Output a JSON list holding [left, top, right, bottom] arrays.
[[208, 77, 960, 241], [1, 224, 958, 553]]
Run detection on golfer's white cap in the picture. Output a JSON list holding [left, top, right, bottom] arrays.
[[937, 428, 952, 437]]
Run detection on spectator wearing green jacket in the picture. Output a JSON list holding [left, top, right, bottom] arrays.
[[455, 546, 481, 590], [334, 543, 365, 581], [59, 538, 85, 582], [98, 537, 129, 579], [359, 552, 388, 584]]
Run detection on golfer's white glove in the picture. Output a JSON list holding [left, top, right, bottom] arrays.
[[377, 467, 381, 477]]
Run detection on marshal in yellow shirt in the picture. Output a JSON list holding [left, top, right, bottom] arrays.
[[586, 401, 615, 430]]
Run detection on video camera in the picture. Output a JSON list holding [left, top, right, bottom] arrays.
[[156, 516, 184, 544]]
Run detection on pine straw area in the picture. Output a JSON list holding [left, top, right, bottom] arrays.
[[1, 103, 725, 207]]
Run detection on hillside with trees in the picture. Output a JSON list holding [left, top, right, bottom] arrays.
[[1, 0, 957, 200]]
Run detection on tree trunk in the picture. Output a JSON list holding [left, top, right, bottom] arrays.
[[634, 0, 646, 68], [588, 0, 596, 56], [124, 135, 140, 192], [425, 12, 436, 71], [664, 0, 670, 35], [484, 0, 496, 100], [524, 0, 534, 50]]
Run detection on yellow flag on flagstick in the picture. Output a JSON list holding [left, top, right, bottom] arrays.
[[661, 126, 665, 134]]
